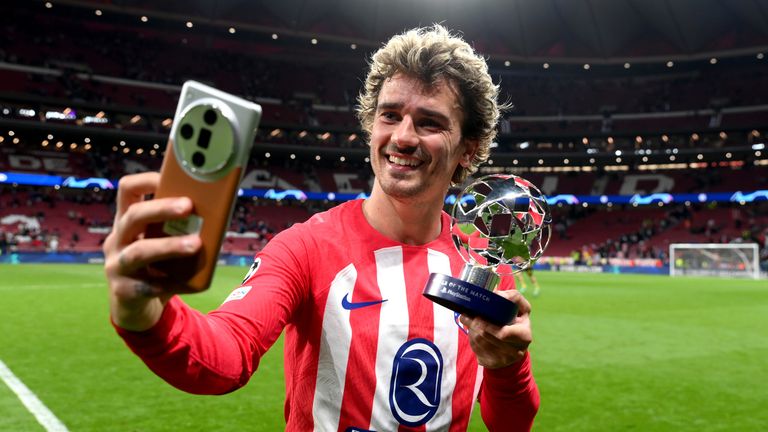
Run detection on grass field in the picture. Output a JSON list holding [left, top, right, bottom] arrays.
[[0, 264, 766, 431]]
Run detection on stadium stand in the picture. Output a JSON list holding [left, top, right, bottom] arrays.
[[1, 0, 766, 271]]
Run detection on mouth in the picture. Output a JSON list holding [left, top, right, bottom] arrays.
[[387, 154, 424, 169]]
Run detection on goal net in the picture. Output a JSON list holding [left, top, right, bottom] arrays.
[[669, 243, 760, 279]]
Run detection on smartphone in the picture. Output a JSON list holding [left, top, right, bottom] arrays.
[[145, 81, 262, 291]]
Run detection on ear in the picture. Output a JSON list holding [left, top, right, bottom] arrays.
[[459, 139, 479, 168]]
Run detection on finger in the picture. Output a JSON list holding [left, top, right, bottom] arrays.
[[462, 321, 527, 369], [112, 234, 201, 275], [115, 172, 161, 220], [461, 313, 531, 348], [115, 197, 194, 246], [470, 327, 531, 362], [494, 288, 532, 316], [497, 319, 533, 346], [460, 315, 507, 348]]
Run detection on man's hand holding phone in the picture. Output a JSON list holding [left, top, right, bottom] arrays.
[[104, 172, 201, 331], [104, 82, 261, 330]]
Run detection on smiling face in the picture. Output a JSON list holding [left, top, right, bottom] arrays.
[[369, 73, 477, 203]]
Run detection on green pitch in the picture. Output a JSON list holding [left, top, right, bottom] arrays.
[[0, 264, 766, 431]]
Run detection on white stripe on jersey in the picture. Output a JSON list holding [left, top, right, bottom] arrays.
[[426, 248, 457, 431], [313, 263, 357, 431], [369, 246, 409, 432]]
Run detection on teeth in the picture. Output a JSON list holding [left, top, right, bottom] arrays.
[[389, 155, 420, 167]]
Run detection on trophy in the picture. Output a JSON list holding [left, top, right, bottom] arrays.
[[423, 174, 552, 326]]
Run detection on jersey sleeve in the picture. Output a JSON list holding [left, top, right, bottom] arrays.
[[478, 352, 540, 431], [114, 225, 312, 395], [477, 274, 539, 430]]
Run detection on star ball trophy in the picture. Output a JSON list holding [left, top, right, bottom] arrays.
[[423, 174, 552, 326]]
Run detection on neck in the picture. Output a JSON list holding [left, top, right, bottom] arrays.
[[362, 182, 445, 245]]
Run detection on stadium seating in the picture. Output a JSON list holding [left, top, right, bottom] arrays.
[[1, 2, 766, 267], [0, 189, 112, 252], [3, 3, 767, 139]]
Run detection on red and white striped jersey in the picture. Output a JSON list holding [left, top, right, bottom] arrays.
[[117, 199, 538, 431]]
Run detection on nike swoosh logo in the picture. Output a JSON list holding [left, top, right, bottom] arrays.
[[341, 293, 388, 310]]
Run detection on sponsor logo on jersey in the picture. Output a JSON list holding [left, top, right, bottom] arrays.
[[222, 286, 252, 304], [344, 428, 376, 432], [340, 293, 388, 310], [241, 257, 261, 283], [389, 338, 443, 426]]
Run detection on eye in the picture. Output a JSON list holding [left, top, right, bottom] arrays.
[[379, 111, 399, 122], [419, 118, 444, 131]]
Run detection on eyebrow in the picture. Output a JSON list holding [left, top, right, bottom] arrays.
[[376, 102, 451, 124]]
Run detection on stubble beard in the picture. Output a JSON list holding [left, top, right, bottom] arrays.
[[370, 141, 460, 202], [378, 173, 429, 199], [371, 146, 431, 200]]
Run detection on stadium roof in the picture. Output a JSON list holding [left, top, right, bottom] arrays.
[[60, 0, 768, 64]]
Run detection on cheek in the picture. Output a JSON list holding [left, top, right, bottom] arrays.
[[449, 141, 470, 166], [369, 128, 389, 147]]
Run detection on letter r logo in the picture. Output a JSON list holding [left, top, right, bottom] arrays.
[[388, 338, 443, 426]]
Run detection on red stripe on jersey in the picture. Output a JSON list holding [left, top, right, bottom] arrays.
[[450, 339, 479, 432], [450, 275, 513, 430], [404, 248, 435, 341], [286, 272, 335, 431], [337, 259, 384, 431], [397, 248, 435, 432]]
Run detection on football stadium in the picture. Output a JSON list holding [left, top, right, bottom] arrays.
[[1, 0, 767, 431]]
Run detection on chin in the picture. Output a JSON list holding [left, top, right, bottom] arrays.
[[379, 179, 425, 199]]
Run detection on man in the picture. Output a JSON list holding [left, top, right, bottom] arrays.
[[104, 25, 539, 431]]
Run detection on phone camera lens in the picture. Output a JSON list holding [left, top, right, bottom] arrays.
[[204, 109, 217, 125], [192, 151, 206, 167], [181, 124, 194, 139]]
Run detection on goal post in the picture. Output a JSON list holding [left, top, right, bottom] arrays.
[[669, 243, 760, 279]]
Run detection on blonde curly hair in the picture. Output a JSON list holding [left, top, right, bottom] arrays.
[[356, 24, 503, 185]]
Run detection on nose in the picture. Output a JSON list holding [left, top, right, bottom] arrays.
[[391, 115, 419, 149]]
